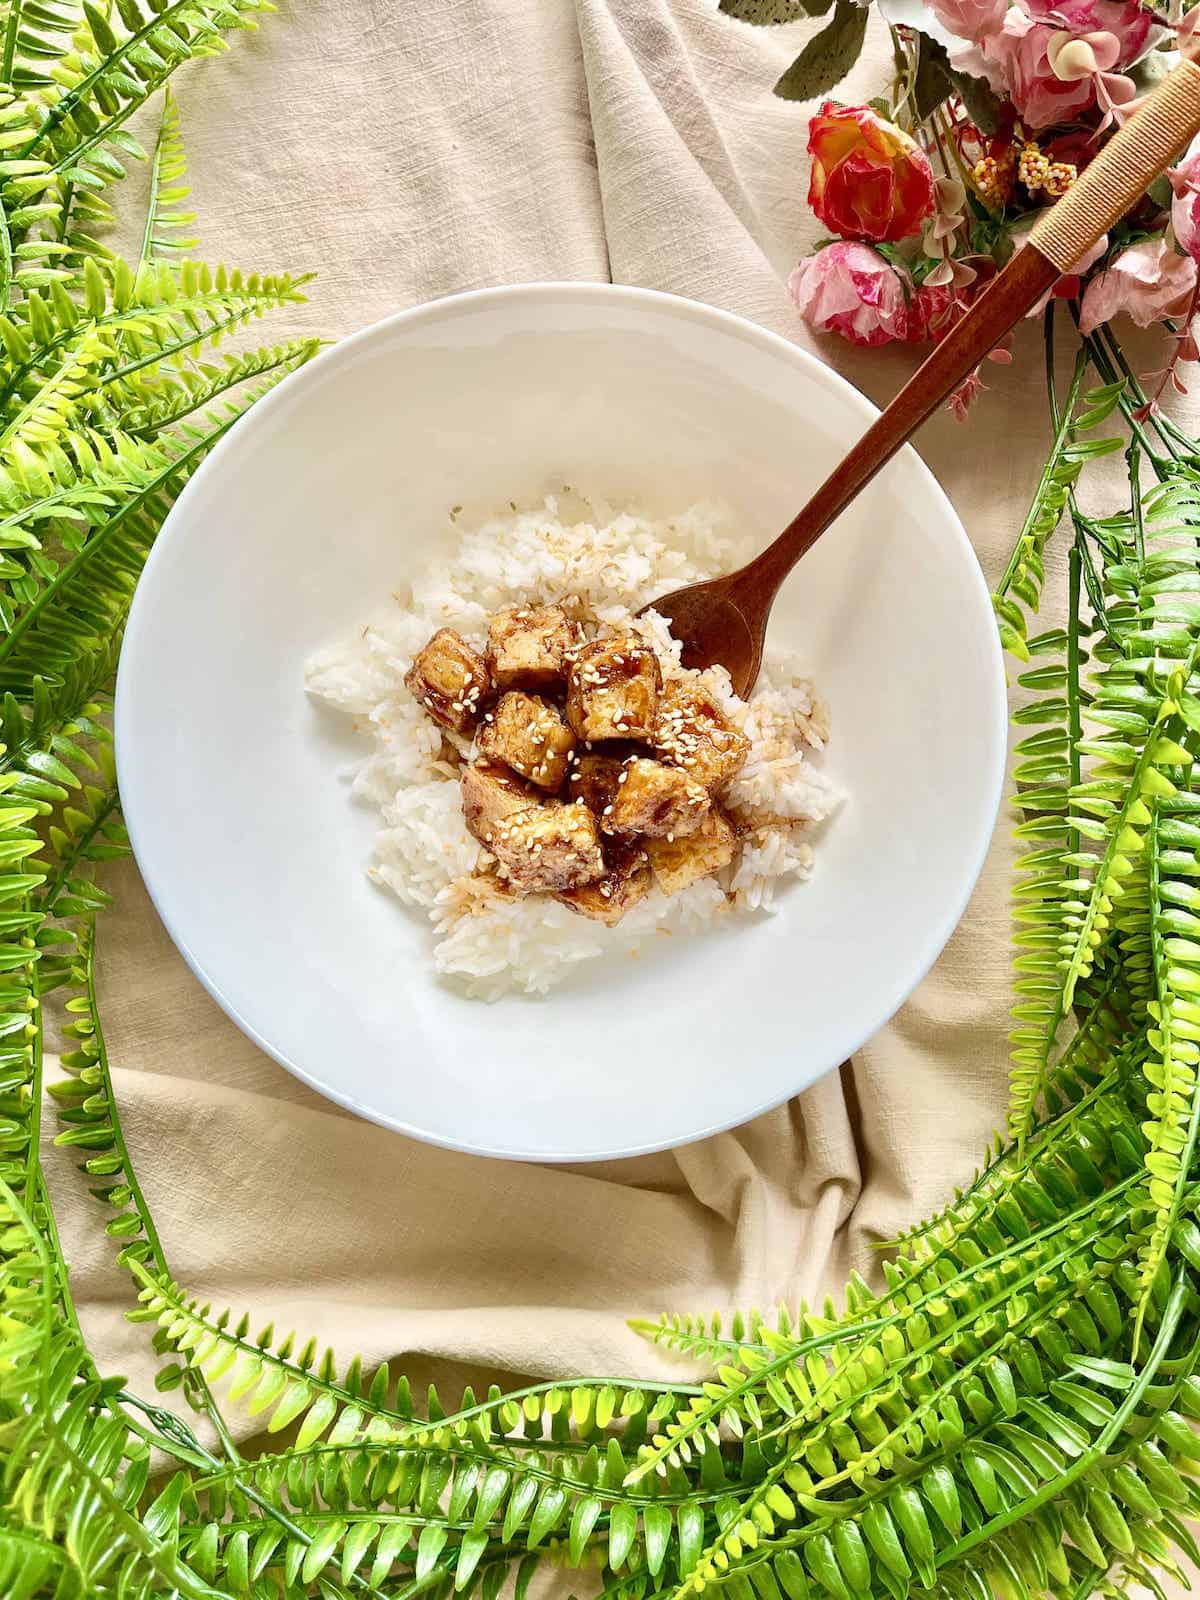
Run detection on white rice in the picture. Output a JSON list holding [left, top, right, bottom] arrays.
[[305, 497, 842, 999]]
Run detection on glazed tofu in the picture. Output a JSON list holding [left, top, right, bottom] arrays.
[[558, 837, 652, 926], [477, 691, 576, 791], [647, 809, 736, 896], [605, 756, 709, 839], [566, 636, 661, 742], [567, 750, 627, 819], [488, 801, 606, 894], [654, 681, 751, 792], [404, 628, 491, 734], [486, 603, 578, 691], [460, 761, 539, 848]]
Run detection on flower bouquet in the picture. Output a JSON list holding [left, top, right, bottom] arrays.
[[723, 0, 1200, 417]]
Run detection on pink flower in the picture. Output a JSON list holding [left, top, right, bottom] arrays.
[[1044, 0, 1151, 54], [1046, 26, 1121, 74], [962, 0, 1151, 129], [1079, 237, 1198, 334], [928, 0, 1007, 41], [789, 243, 910, 347], [949, 371, 986, 422], [977, 13, 1097, 127], [907, 281, 955, 342], [1045, 28, 1137, 127], [979, 14, 1100, 125], [1171, 137, 1200, 262], [807, 103, 935, 243]]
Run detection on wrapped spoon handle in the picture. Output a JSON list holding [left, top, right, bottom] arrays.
[[1030, 58, 1200, 271]]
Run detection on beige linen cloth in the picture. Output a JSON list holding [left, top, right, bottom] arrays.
[[45, 0, 1139, 1414]]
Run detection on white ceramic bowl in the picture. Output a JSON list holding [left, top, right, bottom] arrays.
[[116, 284, 1005, 1162]]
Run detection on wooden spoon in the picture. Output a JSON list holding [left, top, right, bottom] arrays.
[[648, 60, 1200, 697]]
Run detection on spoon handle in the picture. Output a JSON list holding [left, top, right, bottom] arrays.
[[1029, 59, 1200, 271], [737, 58, 1200, 601]]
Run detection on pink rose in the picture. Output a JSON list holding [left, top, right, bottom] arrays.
[[1079, 237, 1198, 334], [789, 243, 909, 347], [928, 0, 1007, 41], [807, 103, 935, 243], [1171, 137, 1200, 262]]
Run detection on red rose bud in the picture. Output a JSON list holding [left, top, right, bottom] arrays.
[[807, 102, 936, 243]]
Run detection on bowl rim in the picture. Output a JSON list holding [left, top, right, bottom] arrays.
[[115, 280, 1008, 1161]]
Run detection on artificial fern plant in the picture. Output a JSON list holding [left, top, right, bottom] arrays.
[[5, 4, 1200, 1600]]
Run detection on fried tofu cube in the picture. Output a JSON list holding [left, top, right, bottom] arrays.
[[557, 836, 652, 926], [566, 750, 627, 819], [488, 801, 606, 894], [486, 603, 578, 690], [605, 757, 709, 839], [476, 691, 576, 791], [566, 636, 661, 741], [654, 681, 751, 792], [647, 809, 736, 897], [404, 628, 491, 733], [460, 761, 539, 848]]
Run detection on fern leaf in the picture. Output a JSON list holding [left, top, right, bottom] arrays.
[[112, 337, 320, 438], [138, 86, 196, 267], [0, 327, 100, 464], [0, 362, 300, 692], [1135, 803, 1200, 1347]]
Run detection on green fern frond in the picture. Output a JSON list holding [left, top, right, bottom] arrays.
[[1136, 801, 1200, 1347], [631, 1304, 817, 1366], [133, 1265, 698, 1463], [0, 648, 119, 797], [672, 1271, 1196, 1600], [0, 1, 83, 91], [0, 363, 300, 692], [0, 1179, 225, 1600], [48, 919, 167, 1276], [0, 258, 310, 417], [111, 337, 320, 437], [1005, 620, 1080, 1143], [0, 325, 100, 462], [999, 347, 1129, 1147], [990, 356, 1119, 661], [1, 0, 274, 263], [138, 86, 195, 267]]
